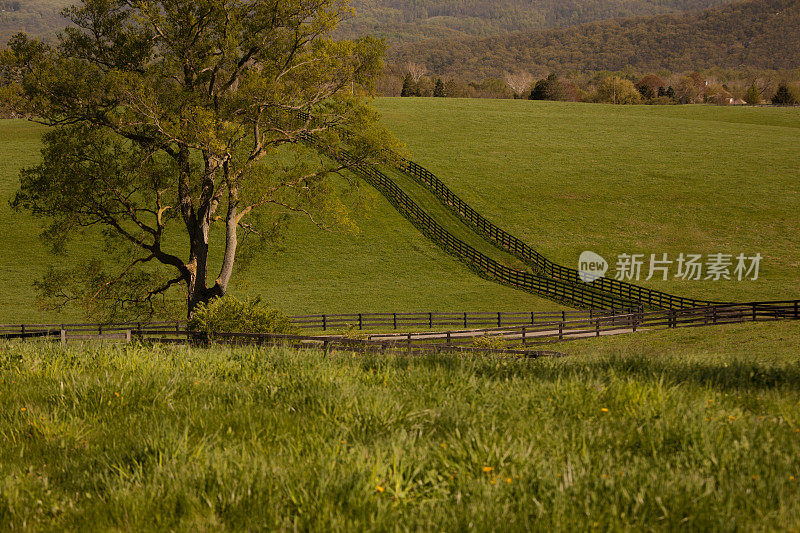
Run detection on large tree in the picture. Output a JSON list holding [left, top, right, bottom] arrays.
[[2, 0, 396, 318]]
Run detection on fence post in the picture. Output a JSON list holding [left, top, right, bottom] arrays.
[[463, 312, 468, 328], [429, 312, 433, 329], [98, 323, 103, 335], [530, 311, 535, 325], [322, 314, 327, 331], [60, 328, 66, 344], [358, 313, 363, 330], [521, 326, 527, 345], [558, 322, 563, 340], [407, 333, 412, 353], [562, 311, 566, 323], [752, 303, 757, 322], [125, 330, 131, 343], [393, 313, 397, 330], [446, 331, 451, 345]]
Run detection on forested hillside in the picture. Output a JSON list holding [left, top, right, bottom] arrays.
[[389, 0, 800, 77], [1, 0, 735, 46], [340, 0, 734, 42], [0, 0, 67, 44]]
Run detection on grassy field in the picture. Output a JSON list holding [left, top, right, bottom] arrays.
[[376, 99, 800, 303], [0, 119, 558, 324], [2, 321, 800, 530], [1, 100, 798, 323]]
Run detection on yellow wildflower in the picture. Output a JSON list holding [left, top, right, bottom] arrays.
[[375, 486, 384, 493], [482, 466, 494, 473]]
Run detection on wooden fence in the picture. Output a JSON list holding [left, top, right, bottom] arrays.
[[364, 300, 800, 347], [398, 159, 718, 310], [0, 308, 638, 338], [2, 302, 796, 354], [300, 131, 637, 310]]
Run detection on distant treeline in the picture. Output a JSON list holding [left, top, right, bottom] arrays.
[[387, 0, 800, 78], [383, 67, 800, 106], [340, 0, 733, 43]]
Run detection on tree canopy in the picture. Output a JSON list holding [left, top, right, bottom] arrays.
[[2, 0, 396, 319]]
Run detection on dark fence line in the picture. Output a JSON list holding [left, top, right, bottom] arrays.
[[6, 301, 795, 355], [0, 308, 639, 337], [366, 301, 800, 347], [300, 132, 636, 310], [397, 159, 719, 310]]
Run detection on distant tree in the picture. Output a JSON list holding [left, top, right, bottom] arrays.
[[444, 78, 462, 98], [675, 76, 703, 104], [529, 73, 561, 101], [405, 61, 427, 82], [636, 74, 665, 100], [504, 71, 534, 98], [469, 77, 512, 99], [595, 76, 641, 104], [772, 83, 797, 105], [401, 73, 419, 97], [744, 83, 761, 105], [433, 78, 446, 97], [665, 86, 676, 100]]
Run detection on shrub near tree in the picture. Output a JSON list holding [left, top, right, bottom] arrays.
[[433, 78, 446, 97], [187, 296, 299, 340], [594, 76, 641, 104], [772, 82, 798, 105], [744, 83, 762, 105], [400, 73, 419, 96], [636, 74, 666, 100]]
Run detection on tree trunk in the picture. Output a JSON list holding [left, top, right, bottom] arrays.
[[185, 217, 214, 318]]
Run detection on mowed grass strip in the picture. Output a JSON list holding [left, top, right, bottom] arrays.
[[2, 321, 800, 530], [376, 98, 800, 303]]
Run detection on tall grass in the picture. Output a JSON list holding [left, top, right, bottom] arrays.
[[2, 321, 799, 530]]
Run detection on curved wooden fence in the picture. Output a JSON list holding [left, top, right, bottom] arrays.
[[302, 133, 637, 310], [398, 159, 718, 310]]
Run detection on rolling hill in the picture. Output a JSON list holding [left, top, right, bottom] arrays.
[[339, 0, 735, 42], [389, 0, 800, 77], [1, 99, 798, 322], [1, 0, 736, 47]]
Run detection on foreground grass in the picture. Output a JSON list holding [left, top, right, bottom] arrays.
[[2, 321, 800, 530]]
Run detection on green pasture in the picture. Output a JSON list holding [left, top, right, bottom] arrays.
[[1, 99, 799, 323], [0, 119, 557, 324], [376, 98, 800, 303], [2, 321, 800, 530]]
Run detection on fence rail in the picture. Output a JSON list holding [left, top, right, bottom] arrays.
[[2, 302, 796, 354], [0, 308, 639, 336], [363, 300, 800, 347]]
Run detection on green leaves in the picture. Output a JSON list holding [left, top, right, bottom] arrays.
[[3, 0, 395, 318]]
